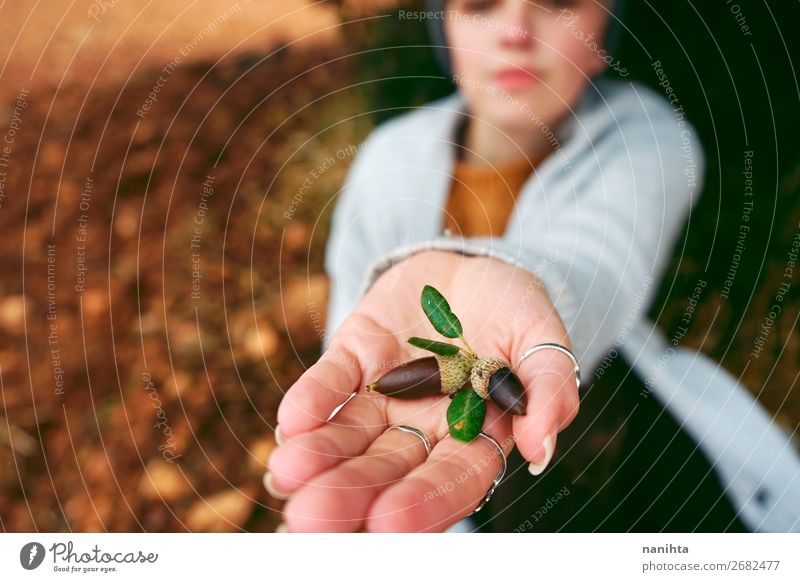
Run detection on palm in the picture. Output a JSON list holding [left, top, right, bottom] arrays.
[[267, 251, 579, 532]]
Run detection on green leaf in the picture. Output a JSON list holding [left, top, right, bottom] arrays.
[[447, 386, 485, 443], [407, 337, 460, 357], [420, 285, 463, 339]]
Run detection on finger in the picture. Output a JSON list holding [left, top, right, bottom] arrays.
[[511, 346, 580, 475], [275, 343, 362, 437], [266, 395, 385, 497], [366, 420, 514, 532], [277, 314, 400, 437], [281, 419, 441, 532]]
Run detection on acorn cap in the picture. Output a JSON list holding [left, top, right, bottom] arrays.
[[470, 356, 510, 399], [434, 352, 476, 394]]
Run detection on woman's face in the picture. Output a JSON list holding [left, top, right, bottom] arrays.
[[444, 0, 612, 131]]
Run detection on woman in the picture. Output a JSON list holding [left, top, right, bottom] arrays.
[[265, 0, 800, 532]]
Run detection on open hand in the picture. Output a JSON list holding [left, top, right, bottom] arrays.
[[265, 250, 580, 532]]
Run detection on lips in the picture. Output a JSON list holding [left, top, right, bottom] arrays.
[[494, 67, 540, 90]]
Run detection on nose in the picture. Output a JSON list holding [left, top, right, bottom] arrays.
[[498, 4, 533, 50]]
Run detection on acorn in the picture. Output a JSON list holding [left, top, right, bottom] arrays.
[[365, 353, 474, 399], [470, 357, 507, 399], [488, 367, 528, 416], [470, 356, 528, 415]]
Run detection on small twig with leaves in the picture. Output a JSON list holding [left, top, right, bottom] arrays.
[[365, 285, 527, 442]]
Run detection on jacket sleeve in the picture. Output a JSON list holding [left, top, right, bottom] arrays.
[[321, 133, 381, 354], [352, 108, 705, 376]]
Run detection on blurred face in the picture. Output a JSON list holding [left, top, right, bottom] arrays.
[[444, 0, 612, 131]]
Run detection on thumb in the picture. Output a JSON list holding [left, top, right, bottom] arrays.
[[510, 339, 581, 476]]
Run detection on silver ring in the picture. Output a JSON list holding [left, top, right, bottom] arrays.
[[384, 424, 432, 456], [469, 431, 507, 515], [517, 342, 581, 390]]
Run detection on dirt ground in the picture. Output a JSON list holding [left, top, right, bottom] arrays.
[[0, 0, 344, 102], [0, 0, 392, 533]]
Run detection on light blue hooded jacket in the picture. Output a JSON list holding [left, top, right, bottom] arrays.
[[319, 4, 800, 531]]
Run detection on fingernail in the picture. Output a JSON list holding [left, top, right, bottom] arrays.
[[275, 521, 290, 533], [263, 472, 291, 500], [528, 431, 556, 476], [274, 424, 284, 446]]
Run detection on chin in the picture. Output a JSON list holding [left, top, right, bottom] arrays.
[[485, 98, 541, 129]]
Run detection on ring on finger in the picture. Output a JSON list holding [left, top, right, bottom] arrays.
[[383, 424, 433, 456], [518, 342, 581, 390], [461, 431, 507, 516]]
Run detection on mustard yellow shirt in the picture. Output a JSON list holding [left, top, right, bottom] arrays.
[[443, 154, 543, 238]]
